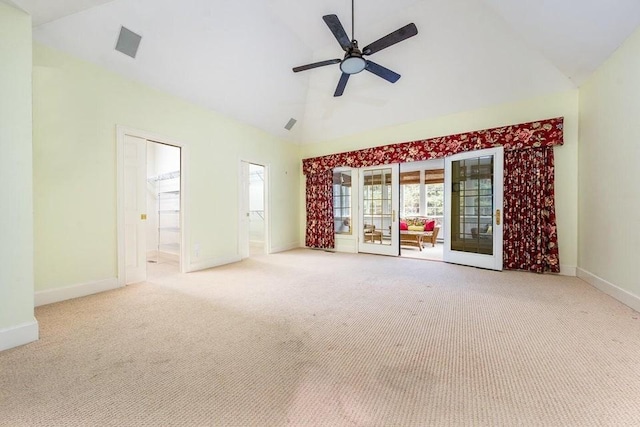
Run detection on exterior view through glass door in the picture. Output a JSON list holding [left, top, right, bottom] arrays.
[[444, 147, 503, 270], [358, 164, 399, 256]]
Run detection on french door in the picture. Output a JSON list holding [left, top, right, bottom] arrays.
[[358, 164, 399, 256], [444, 147, 503, 270]]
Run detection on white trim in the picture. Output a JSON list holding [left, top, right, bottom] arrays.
[[238, 161, 250, 259], [0, 319, 39, 352], [559, 264, 577, 277], [270, 241, 301, 254], [577, 268, 640, 313], [238, 159, 271, 257], [35, 278, 120, 307], [188, 255, 242, 272], [116, 125, 190, 284], [399, 158, 445, 172]]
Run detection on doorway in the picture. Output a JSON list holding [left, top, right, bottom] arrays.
[[146, 141, 181, 277], [240, 161, 268, 258], [117, 128, 185, 286], [398, 159, 445, 262]]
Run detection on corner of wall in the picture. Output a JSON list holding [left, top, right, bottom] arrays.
[[577, 268, 640, 313], [0, 319, 39, 352]]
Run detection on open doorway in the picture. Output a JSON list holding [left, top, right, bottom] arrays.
[[118, 128, 185, 286], [146, 141, 181, 276], [240, 161, 268, 258], [399, 159, 444, 261]]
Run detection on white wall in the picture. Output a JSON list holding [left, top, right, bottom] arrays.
[[578, 26, 640, 311], [0, 3, 37, 350], [300, 90, 580, 275], [33, 43, 300, 294]]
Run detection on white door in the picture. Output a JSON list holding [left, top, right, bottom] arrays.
[[358, 164, 399, 256], [444, 147, 503, 270], [239, 161, 250, 259], [123, 135, 148, 284]]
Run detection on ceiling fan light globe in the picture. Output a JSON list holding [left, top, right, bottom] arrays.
[[340, 56, 366, 74]]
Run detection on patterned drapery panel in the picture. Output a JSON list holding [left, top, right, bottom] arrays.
[[503, 147, 560, 273], [305, 170, 335, 249]]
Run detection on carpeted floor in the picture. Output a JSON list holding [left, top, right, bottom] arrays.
[[1, 249, 640, 426]]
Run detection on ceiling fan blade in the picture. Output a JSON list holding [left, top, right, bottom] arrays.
[[293, 59, 341, 73], [323, 14, 352, 51], [334, 73, 350, 97], [362, 23, 418, 56], [365, 61, 401, 83]]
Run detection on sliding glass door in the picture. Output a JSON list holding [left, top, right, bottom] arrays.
[[444, 148, 503, 270]]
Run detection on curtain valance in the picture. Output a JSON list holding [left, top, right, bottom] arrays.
[[302, 117, 563, 175]]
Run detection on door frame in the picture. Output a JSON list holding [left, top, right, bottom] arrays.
[[238, 159, 270, 258], [443, 147, 503, 270], [116, 125, 189, 284]]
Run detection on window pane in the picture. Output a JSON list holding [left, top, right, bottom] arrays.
[[333, 170, 352, 234]]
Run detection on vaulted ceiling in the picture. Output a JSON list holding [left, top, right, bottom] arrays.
[[9, 0, 640, 144]]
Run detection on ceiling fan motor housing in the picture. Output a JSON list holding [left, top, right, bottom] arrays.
[[341, 42, 366, 74]]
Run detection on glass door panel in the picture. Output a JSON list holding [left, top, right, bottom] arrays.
[[359, 165, 399, 256], [444, 148, 503, 270]]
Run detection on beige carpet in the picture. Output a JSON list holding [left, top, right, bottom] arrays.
[[2, 249, 640, 426]]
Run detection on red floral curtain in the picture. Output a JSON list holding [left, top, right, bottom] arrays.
[[305, 170, 335, 249], [503, 147, 560, 273], [302, 117, 564, 268]]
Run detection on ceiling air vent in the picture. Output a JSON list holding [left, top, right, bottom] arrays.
[[284, 118, 297, 131], [115, 26, 142, 58]]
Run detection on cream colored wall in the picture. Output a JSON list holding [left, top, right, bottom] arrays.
[[0, 4, 35, 335], [300, 90, 580, 274], [33, 43, 300, 292], [578, 27, 640, 302]]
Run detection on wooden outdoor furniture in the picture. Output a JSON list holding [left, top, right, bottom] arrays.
[[400, 226, 440, 251], [364, 224, 383, 243]]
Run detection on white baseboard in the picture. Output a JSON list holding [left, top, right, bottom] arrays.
[[577, 268, 640, 313], [559, 264, 577, 277], [188, 255, 242, 272], [35, 278, 120, 307], [269, 241, 301, 254], [0, 318, 39, 352]]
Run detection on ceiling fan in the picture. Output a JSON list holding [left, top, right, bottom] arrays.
[[292, 0, 418, 97]]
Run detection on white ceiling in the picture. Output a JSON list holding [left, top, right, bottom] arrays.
[[10, 0, 640, 144]]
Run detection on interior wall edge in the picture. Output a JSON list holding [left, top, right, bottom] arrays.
[[188, 255, 243, 273], [577, 268, 640, 313], [34, 277, 120, 307], [0, 319, 39, 352], [558, 265, 577, 277], [269, 242, 301, 254]]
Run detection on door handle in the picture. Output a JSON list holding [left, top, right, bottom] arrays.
[[392, 210, 396, 222], [141, 214, 147, 220], [495, 209, 501, 226]]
